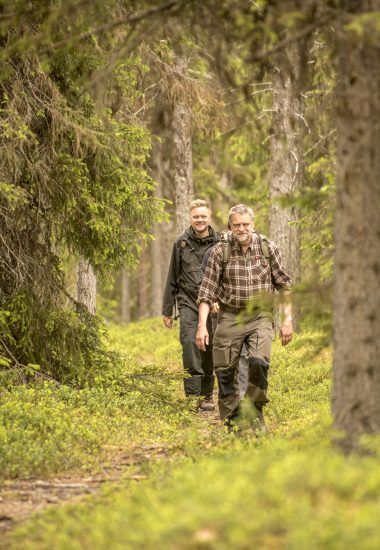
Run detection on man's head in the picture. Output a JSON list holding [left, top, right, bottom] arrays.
[[190, 199, 211, 238], [228, 204, 255, 248]]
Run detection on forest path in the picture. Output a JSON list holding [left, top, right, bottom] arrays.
[[0, 410, 219, 544]]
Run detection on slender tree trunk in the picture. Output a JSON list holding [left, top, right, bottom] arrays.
[[332, 0, 380, 451], [120, 266, 131, 323], [149, 90, 174, 317], [137, 245, 150, 319], [149, 139, 165, 317], [269, 46, 303, 331], [172, 56, 193, 234], [77, 258, 96, 315], [151, 220, 163, 317]]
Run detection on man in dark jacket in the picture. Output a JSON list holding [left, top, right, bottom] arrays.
[[162, 199, 219, 410]]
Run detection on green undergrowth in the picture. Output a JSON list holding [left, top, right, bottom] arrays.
[[11, 320, 377, 550], [11, 429, 380, 549], [107, 318, 182, 366], [7, 320, 380, 548], [0, 319, 213, 479]]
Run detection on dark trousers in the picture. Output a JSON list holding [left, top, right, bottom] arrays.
[[179, 305, 215, 398]]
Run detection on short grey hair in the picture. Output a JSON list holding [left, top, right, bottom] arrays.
[[228, 204, 255, 225]]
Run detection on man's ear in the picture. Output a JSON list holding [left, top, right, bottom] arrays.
[[227, 222, 231, 229]]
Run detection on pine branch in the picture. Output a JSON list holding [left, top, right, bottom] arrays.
[[40, 0, 195, 54]]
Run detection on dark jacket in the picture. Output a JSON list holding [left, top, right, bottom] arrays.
[[162, 226, 219, 316]]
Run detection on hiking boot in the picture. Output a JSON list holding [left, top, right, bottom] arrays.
[[224, 418, 241, 435], [252, 407, 267, 434], [198, 398, 215, 412]]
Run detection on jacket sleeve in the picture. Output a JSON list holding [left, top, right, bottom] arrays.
[[161, 242, 180, 317], [197, 244, 223, 306], [201, 248, 212, 273]]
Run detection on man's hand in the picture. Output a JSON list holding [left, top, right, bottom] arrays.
[[280, 321, 293, 346], [210, 302, 220, 314], [196, 325, 209, 351], [163, 315, 173, 329]]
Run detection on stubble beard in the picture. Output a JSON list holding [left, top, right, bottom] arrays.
[[193, 225, 209, 238]]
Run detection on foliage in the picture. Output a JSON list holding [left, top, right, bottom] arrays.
[[11, 326, 380, 549], [0, 319, 215, 479], [107, 317, 182, 365], [13, 431, 380, 549], [0, 302, 119, 386], [0, 1, 166, 381]]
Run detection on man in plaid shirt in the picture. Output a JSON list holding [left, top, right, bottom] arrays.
[[196, 204, 293, 431]]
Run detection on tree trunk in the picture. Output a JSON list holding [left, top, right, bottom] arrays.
[[151, 219, 163, 317], [120, 266, 131, 323], [149, 136, 166, 317], [149, 89, 175, 317], [137, 245, 150, 319], [172, 56, 193, 234], [332, 1, 380, 451], [77, 258, 96, 315], [269, 47, 303, 331]]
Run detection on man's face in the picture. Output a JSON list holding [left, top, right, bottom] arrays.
[[190, 206, 211, 237], [230, 213, 254, 247]]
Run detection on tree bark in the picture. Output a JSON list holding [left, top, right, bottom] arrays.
[[137, 245, 150, 319], [332, 0, 380, 451], [149, 89, 175, 317], [172, 56, 193, 234], [77, 258, 96, 315], [269, 46, 303, 330], [151, 217, 163, 317], [120, 266, 131, 323]]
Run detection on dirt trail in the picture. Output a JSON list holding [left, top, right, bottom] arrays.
[[0, 409, 220, 546], [0, 443, 168, 542]]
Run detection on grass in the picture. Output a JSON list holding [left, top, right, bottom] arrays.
[[0, 319, 214, 479], [6, 319, 380, 549]]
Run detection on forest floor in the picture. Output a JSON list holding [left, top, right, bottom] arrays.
[[0, 443, 166, 534], [3, 321, 380, 549], [0, 408, 219, 542]]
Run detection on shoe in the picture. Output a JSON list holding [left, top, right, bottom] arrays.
[[252, 407, 267, 434], [224, 418, 241, 435], [198, 398, 215, 412]]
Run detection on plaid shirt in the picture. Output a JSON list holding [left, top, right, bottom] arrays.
[[197, 233, 292, 310]]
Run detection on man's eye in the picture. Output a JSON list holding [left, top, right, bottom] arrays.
[[233, 223, 250, 229]]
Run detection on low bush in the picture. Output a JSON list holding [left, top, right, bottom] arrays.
[[9, 321, 379, 549], [11, 430, 380, 549], [0, 318, 213, 479], [13, 323, 374, 549]]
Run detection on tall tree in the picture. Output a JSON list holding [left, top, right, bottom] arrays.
[[137, 245, 150, 319], [120, 266, 131, 323], [332, 0, 380, 451], [77, 259, 97, 315], [148, 85, 174, 317], [0, 1, 165, 382], [172, 55, 194, 234], [268, 45, 304, 331]]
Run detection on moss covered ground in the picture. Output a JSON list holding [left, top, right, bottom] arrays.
[[4, 319, 380, 549]]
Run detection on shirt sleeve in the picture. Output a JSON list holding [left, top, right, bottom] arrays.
[[197, 244, 223, 306], [268, 240, 292, 291]]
